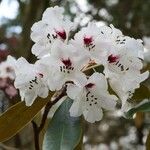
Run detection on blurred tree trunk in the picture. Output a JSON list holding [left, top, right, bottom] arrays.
[[19, 0, 45, 61]]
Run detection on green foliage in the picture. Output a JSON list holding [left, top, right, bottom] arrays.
[[132, 84, 150, 102], [0, 93, 53, 142], [124, 100, 150, 119], [43, 98, 83, 150]]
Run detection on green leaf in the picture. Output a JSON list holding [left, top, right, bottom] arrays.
[[124, 100, 150, 119], [132, 84, 150, 102], [43, 98, 83, 150], [0, 93, 53, 142]]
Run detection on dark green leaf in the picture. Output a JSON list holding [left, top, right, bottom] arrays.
[[132, 84, 150, 102], [124, 100, 150, 119], [43, 98, 83, 150]]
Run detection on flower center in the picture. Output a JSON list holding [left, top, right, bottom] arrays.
[[60, 58, 74, 74], [84, 36, 93, 45], [108, 54, 119, 63], [83, 36, 95, 51], [108, 55, 129, 72], [85, 83, 95, 89], [61, 58, 72, 68], [56, 30, 66, 40]]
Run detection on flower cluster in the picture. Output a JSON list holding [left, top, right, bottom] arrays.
[[8, 6, 149, 123], [0, 56, 17, 98]]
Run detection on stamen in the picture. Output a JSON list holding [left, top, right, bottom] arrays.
[[52, 34, 57, 39], [47, 34, 50, 39], [121, 65, 124, 71]]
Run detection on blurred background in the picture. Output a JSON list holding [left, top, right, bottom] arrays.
[[0, 0, 150, 149]]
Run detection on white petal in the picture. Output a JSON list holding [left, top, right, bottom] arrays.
[[42, 6, 64, 23], [88, 73, 108, 91], [83, 106, 103, 123], [138, 71, 149, 82], [109, 77, 129, 103], [31, 42, 51, 58], [99, 94, 117, 110], [70, 71, 87, 87], [31, 21, 47, 42], [67, 84, 83, 100], [47, 72, 65, 91], [69, 99, 83, 117], [20, 90, 37, 106], [38, 84, 49, 98]]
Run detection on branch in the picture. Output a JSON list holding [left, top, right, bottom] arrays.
[[38, 86, 67, 132], [32, 121, 40, 150], [32, 86, 67, 150]]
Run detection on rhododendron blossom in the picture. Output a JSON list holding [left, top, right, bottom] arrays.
[[31, 6, 74, 58], [12, 57, 49, 106], [67, 73, 117, 123], [8, 6, 149, 123]]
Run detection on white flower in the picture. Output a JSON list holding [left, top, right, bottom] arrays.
[[102, 35, 149, 107], [0, 56, 16, 80], [71, 22, 108, 64], [13, 57, 49, 106], [108, 70, 149, 108], [31, 6, 74, 58], [103, 35, 145, 77], [98, 25, 143, 58], [38, 40, 89, 91], [104, 52, 144, 78], [67, 72, 117, 123]]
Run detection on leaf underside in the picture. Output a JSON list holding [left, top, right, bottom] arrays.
[[43, 98, 83, 150]]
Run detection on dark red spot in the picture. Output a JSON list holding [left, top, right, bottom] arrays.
[[61, 58, 72, 68], [56, 30, 66, 40], [83, 36, 93, 45], [85, 83, 95, 89], [38, 73, 43, 78], [108, 54, 119, 63]]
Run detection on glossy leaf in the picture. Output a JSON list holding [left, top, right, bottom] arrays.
[[124, 99, 150, 119], [0, 93, 53, 142], [43, 98, 83, 150]]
